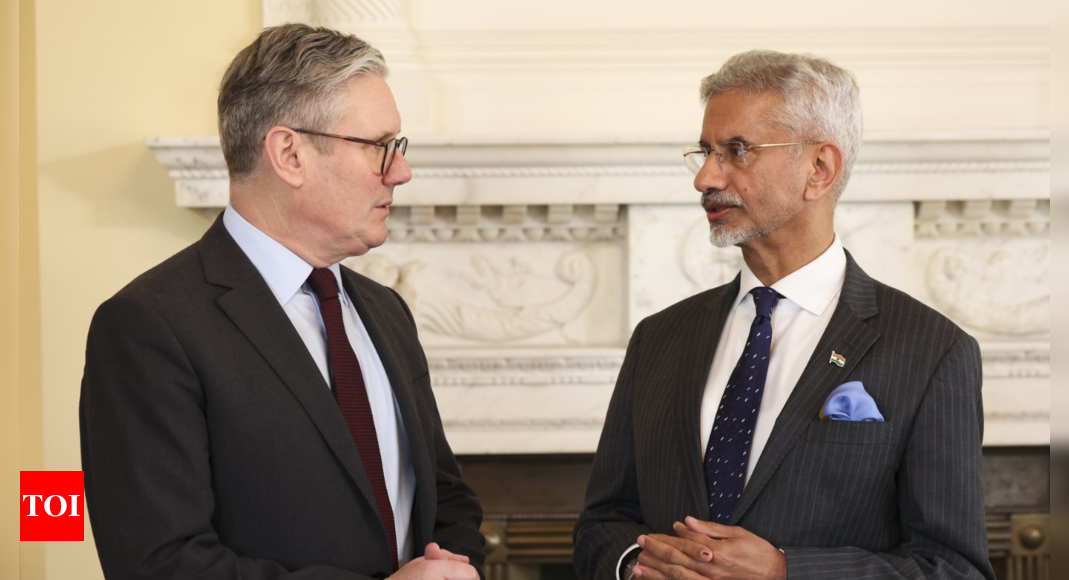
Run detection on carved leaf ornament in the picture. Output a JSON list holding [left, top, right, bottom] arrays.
[[926, 243, 1049, 336], [348, 251, 599, 342]]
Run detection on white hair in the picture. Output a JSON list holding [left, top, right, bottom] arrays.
[[700, 50, 863, 200]]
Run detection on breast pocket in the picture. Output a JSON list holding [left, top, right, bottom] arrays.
[[804, 419, 893, 445]]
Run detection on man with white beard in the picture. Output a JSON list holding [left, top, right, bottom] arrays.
[[574, 50, 994, 580]]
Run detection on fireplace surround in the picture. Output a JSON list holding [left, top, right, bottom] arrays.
[[149, 133, 1050, 579]]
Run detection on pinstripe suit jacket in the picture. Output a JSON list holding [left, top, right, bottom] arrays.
[[574, 252, 994, 580]]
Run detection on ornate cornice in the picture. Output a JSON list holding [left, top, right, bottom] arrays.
[[411, 166, 687, 178], [410, 160, 1050, 178], [147, 131, 1051, 208]]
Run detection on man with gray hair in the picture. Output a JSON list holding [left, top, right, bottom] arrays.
[[574, 50, 993, 580], [81, 24, 483, 579]]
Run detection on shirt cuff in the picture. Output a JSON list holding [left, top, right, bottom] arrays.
[[617, 543, 641, 580]]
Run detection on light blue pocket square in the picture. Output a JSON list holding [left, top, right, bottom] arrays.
[[820, 381, 884, 422]]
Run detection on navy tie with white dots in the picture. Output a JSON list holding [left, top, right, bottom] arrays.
[[704, 286, 782, 524]]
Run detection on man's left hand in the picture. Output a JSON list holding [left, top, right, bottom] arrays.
[[633, 516, 786, 580]]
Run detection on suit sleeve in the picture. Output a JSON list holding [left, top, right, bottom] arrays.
[[573, 321, 655, 580], [427, 399, 486, 568], [80, 295, 378, 580], [388, 288, 486, 571], [781, 334, 995, 580]]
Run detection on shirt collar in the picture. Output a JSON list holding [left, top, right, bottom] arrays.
[[223, 204, 345, 307], [735, 234, 846, 316]]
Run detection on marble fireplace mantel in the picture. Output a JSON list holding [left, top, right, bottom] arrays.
[[148, 131, 1050, 453]]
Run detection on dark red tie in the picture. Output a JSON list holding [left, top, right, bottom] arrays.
[[307, 268, 398, 571]]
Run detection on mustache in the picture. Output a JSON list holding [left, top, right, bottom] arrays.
[[700, 189, 743, 209]]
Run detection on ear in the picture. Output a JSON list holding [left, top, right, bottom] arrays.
[[803, 142, 844, 202], [263, 126, 307, 189]]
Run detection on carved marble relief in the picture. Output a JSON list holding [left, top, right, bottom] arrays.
[[681, 220, 744, 293], [343, 242, 624, 347], [416, 251, 598, 342], [925, 241, 1049, 337], [912, 198, 1050, 338], [629, 202, 915, 326]]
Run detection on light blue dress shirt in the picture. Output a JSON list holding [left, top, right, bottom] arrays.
[[223, 205, 416, 564]]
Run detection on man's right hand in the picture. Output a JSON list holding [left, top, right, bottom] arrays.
[[390, 542, 479, 580]]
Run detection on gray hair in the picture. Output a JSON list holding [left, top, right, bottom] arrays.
[[218, 23, 388, 180], [699, 50, 863, 200]]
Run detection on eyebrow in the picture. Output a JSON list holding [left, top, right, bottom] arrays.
[[698, 135, 751, 148], [373, 129, 400, 143]]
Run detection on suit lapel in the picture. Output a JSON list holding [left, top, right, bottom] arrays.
[[729, 252, 881, 524], [341, 270, 435, 550], [673, 277, 740, 517], [198, 217, 382, 522]]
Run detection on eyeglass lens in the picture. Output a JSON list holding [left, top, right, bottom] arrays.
[[684, 150, 707, 175], [683, 145, 748, 175], [383, 137, 408, 174]]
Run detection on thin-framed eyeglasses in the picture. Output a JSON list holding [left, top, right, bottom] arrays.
[[683, 141, 821, 175], [290, 128, 408, 175]]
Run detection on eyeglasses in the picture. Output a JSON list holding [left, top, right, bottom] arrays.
[[290, 128, 408, 175], [683, 141, 820, 175]]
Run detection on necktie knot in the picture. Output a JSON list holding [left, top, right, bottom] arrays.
[[308, 268, 339, 302], [750, 287, 781, 319]]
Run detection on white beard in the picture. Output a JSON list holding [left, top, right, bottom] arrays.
[[707, 196, 801, 248], [709, 224, 758, 248]]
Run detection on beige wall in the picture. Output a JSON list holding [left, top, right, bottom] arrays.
[[23, 1, 1048, 578], [30, 0, 260, 577], [394, 1, 1049, 136], [18, 0, 44, 574], [5, 0, 23, 577]]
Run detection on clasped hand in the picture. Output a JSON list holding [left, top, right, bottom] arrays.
[[389, 542, 478, 580], [633, 516, 786, 580]]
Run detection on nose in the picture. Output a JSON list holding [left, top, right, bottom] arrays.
[[384, 150, 412, 186], [693, 154, 729, 194]]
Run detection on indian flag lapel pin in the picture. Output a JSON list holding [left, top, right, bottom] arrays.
[[829, 351, 846, 367]]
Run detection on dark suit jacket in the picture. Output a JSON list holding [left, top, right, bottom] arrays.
[[80, 216, 484, 579], [574, 252, 994, 580]]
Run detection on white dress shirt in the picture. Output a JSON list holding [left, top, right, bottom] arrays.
[[224, 205, 416, 564], [700, 234, 846, 483]]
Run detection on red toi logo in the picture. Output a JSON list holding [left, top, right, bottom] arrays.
[[20, 471, 85, 541]]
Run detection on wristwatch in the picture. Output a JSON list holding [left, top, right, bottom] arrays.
[[620, 554, 639, 580]]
